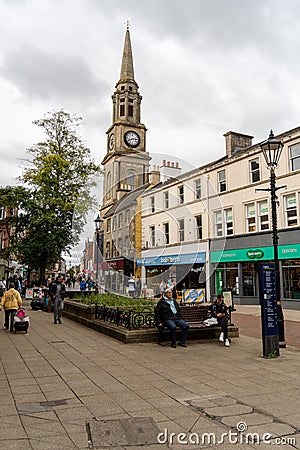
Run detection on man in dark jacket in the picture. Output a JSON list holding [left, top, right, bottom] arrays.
[[155, 288, 189, 348], [209, 294, 231, 347], [49, 276, 66, 324]]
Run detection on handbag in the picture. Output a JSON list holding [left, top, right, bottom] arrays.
[[203, 317, 218, 326]]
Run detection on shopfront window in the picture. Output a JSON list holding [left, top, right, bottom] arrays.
[[282, 260, 300, 299], [241, 262, 256, 296], [214, 263, 238, 295]]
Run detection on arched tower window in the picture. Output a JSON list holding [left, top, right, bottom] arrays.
[[127, 171, 136, 190]]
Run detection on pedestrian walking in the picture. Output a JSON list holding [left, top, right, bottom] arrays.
[[80, 279, 87, 292], [0, 282, 22, 332], [135, 276, 141, 298], [49, 276, 66, 324], [128, 276, 135, 298]]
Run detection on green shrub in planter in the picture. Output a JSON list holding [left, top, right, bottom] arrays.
[[71, 292, 156, 311]]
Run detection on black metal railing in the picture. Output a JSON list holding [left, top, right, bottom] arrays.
[[95, 304, 156, 331]]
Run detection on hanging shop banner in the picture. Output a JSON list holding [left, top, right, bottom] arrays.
[[183, 289, 205, 303], [215, 269, 223, 295]]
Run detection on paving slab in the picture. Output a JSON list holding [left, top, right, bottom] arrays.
[[0, 308, 299, 449], [203, 404, 253, 417], [221, 412, 274, 427]]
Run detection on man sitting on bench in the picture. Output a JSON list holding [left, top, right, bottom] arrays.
[[155, 288, 189, 348], [209, 294, 231, 347]]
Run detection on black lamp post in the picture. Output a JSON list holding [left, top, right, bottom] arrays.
[[260, 130, 286, 348], [94, 215, 101, 285]]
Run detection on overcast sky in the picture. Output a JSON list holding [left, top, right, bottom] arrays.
[[1, 0, 300, 265]]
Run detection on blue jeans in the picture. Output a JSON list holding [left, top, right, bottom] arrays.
[[54, 299, 63, 323], [164, 319, 189, 345]]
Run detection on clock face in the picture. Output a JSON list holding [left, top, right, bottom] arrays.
[[109, 133, 114, 150], [124, 130, 140, 148]]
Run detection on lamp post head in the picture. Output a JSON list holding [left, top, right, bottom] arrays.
[[94, 214, 102, 231], [260, 130, 283, 169]]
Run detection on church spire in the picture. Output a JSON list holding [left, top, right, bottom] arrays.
[[119, 27, 135, 83]]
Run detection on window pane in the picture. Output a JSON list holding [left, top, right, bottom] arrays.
[[285, 194, 298, 227], [194, 179, 201, 199], [164, 192, 169, 209], [178, 219, 184, 241], [195, 215, 202, 239], [289, 144, 300, 171], [250, 158, 260, 183], [225, 209, 233, 235]]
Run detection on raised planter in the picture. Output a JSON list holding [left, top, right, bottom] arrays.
[[63, 299, 239, 344]]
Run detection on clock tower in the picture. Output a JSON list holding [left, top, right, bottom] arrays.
[[101, 26, 151, 215]]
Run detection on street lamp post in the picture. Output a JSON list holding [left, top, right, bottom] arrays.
[[260, 130, 286, 348], [94, 215, 101, 285]]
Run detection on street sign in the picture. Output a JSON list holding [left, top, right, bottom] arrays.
[[258, 263, 279, 357]]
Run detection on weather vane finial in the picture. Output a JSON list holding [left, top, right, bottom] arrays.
[[125, 18, 131, 30]]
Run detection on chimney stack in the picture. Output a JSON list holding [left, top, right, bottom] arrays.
[[149, 165, 160, 185], [223, 131, 254, 157], [160, 160, 181, 181]]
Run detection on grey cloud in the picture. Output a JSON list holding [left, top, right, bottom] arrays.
[[0, 44, 109, 104]]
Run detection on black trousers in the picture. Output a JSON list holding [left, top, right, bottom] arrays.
[[4, 309, 17, 332], [217, 316, 229, 340]]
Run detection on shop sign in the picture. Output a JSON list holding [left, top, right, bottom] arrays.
[[99, 259, 124, 271], [246, 249, 264, 259], [212, 243, 300, 263], [160, 256, 181, 264], [139, 252, 206, 266], [216, 269, 223, 294]]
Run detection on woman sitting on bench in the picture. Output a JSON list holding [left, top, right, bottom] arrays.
[[209, 294, 231, 347]]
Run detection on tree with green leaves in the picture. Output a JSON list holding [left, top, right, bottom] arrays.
[[0, 110, 100, 284]]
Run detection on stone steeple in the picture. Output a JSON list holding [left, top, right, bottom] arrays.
[[101, 27, 150, 213], [119, 28, 135, 84]]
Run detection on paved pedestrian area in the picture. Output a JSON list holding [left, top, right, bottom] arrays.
[[0, 304, 299, 449], [234, 305, 300, 349]]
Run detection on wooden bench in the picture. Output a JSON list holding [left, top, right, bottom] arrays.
[[156, 304, 238, 344]]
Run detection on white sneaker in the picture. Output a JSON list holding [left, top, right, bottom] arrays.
[[225, 339, 230, 347], [219, 332, 224, 342]]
